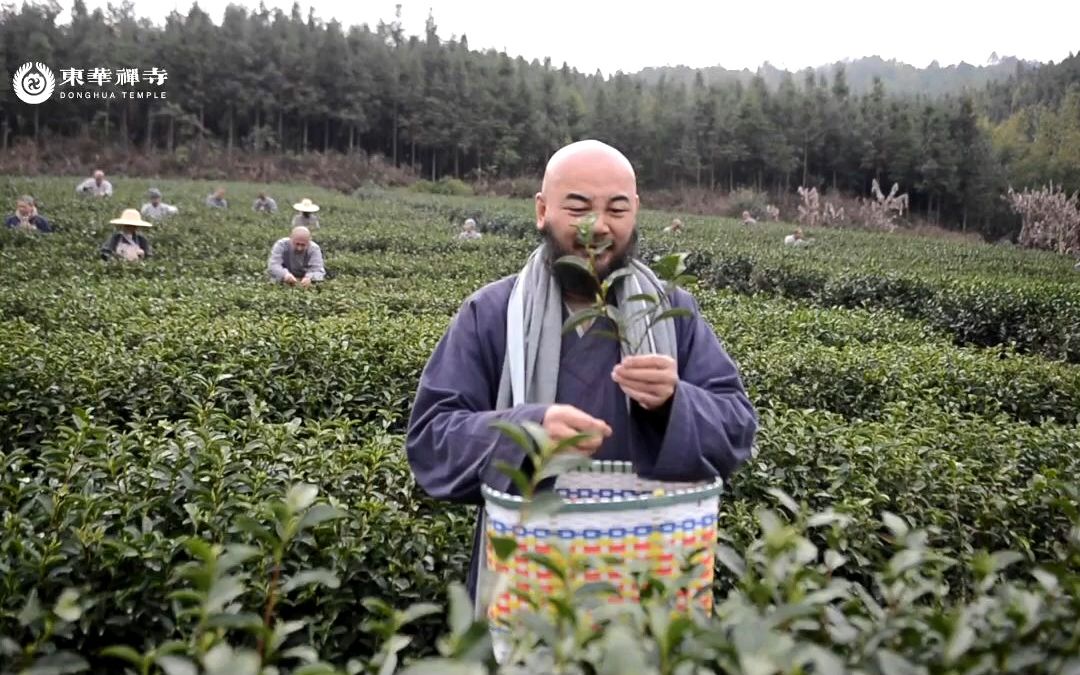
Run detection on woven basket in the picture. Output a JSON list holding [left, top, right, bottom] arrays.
[[480, 460, 723, 658]]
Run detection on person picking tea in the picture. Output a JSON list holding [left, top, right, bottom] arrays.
[[404, 139, 758, 603]]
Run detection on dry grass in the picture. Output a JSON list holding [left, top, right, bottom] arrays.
[[0, 137, 417, 193]]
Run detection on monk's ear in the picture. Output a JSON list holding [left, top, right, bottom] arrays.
[[535, 192, 546, 230]]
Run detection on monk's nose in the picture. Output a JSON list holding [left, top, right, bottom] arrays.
[[591, 214, 611, 235]]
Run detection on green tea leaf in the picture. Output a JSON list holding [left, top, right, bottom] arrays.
[[526, 490, 565, 519], [536, 451, 591, 481], [286, 483, 319, 512], [399, 602, 442, 626], [18, 590, 43, 627], [490, 536, 517, 561], [24, 651, 90, 674], [99, 646, 144, 666], [298, 504, 348, 532], [766, 487, 801, 516], [489, 421, 536, 455], [282, 569, 341, 594], [53, 588, 81, 623], [155, 656, 197, 675]]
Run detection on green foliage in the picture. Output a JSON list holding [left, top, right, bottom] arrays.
[[0, 179, 1078, 672], [408, 179, 474, 197]]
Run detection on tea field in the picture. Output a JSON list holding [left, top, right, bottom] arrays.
[[1, 176, 1079, 674]]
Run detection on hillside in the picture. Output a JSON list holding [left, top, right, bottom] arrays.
[[633, 54, 1034, 94]]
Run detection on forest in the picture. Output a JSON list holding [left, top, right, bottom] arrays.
[[1, 0, 1078, 239]]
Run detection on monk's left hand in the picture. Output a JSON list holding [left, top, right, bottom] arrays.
[[612, 354, 678, 410]]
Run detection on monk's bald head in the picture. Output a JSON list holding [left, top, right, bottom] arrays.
[[535, 140, 640, 282], [290, 225, 311, 251], [540, 140, 637, 197]]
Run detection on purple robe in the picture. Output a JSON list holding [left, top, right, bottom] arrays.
[[405, 274, 758, 598]]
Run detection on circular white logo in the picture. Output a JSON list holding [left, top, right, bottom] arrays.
[[12, 62, 56, 104]]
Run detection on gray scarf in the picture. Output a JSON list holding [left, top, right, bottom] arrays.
[[495, 241, 679, 419]]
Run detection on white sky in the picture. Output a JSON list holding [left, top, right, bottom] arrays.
[[62, 0, 1080, 76]]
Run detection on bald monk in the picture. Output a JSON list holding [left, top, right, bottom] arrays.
[[266, 225, 326, 288], [404, 139, 758, 607]]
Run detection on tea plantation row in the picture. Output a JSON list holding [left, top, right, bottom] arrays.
[[1, 178, 1078, 673]]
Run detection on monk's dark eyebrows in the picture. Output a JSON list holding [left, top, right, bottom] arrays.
[[562, 193, 631, 207]]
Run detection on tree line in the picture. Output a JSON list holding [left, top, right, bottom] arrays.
[[1, 1, 1077, 238]]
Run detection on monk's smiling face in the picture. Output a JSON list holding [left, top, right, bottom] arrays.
[[536, 140, 639, 280]]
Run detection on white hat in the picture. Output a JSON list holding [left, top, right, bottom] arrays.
[[109, 208, 153, 228], [293, 198, 320, 213]]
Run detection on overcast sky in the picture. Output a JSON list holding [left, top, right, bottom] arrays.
[[63, 0, 1079, 76]]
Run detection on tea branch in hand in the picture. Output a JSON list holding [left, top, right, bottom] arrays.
[[555, 212, 696, 353]]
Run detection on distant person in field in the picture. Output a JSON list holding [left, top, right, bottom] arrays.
[[140, 188, 179, 221], [253, 192, 278, 213], [404, 139, 758, 606], [267, 225, 326, 288], [292, 198, 321, 229], [784, 227, 811, 247], [205, 188, 228, 209], [100, 209, 153, 262], [6, 195, 53, 233], [76, 169, 113, 198], [457, 217, 482, 240], [741, 210, 757, 225], [663, 217, 683, 233]]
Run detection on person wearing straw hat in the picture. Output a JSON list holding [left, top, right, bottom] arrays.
[[404, 139, 758, 605], [100, 209, 153, 261], [5, 195, 53, 233], [140, 188, 179, 221], [291, 198, 320, 229]]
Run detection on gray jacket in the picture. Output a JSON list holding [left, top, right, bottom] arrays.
[[267, 237, 326, 281]]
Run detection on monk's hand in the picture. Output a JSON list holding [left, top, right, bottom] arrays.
[[541, 404, 612, 454], [612, 354, 678, 410], [300, 276, 312, 288], [283, 272, 297, 285]]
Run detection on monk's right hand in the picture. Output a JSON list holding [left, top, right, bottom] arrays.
[[283, 272, 297, 285], [541, 404, 612, 454]]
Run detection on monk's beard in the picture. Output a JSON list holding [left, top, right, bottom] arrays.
[[540, 222, 639, 300]]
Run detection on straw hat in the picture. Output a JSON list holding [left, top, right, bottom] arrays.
[[110, 208, 153, 228], [293, 198, 320, 213]]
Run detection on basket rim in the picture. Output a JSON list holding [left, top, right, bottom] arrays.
[[481, 460, 724, 513]]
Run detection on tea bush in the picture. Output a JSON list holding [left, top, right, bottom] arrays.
[[1, 178, 1078, 673]]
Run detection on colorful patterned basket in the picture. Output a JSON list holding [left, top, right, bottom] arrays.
[[479, 460, 723, 659]]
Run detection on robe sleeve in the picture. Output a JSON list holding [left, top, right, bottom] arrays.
[[305, 244, 326, 281], [100, 233, 120, 259], [406, 292, 548, 504], [267, 239, 289, 281], [631, 290, 757, 484]]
